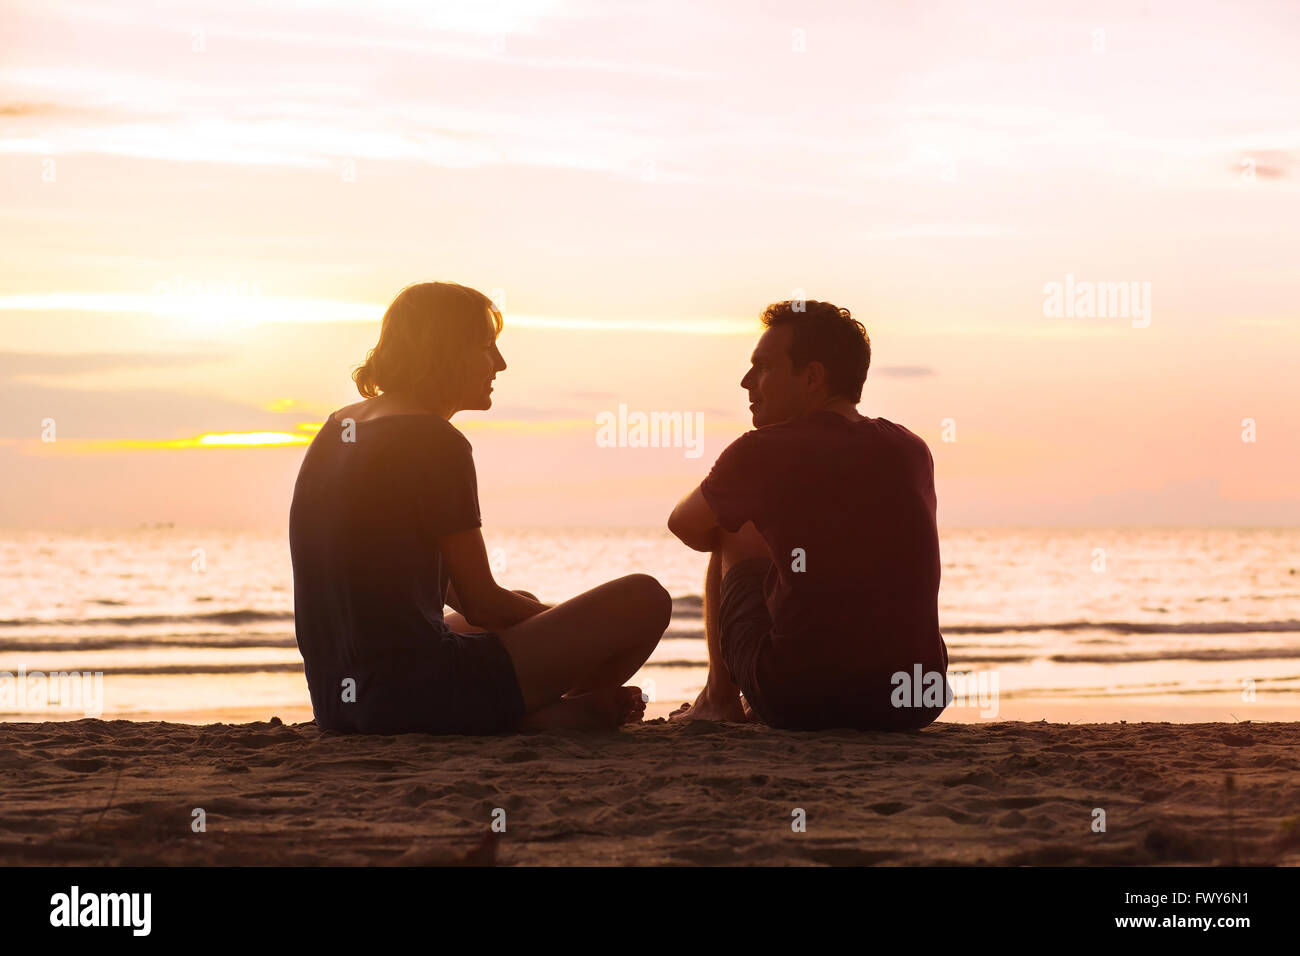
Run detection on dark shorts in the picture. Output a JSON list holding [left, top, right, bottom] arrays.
[[314, 630, 527, 736], [718, 557, 947, 732], [717, 557, 781, 725]]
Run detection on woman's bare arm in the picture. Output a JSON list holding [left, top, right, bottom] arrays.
[[440, 526, 550, 630]]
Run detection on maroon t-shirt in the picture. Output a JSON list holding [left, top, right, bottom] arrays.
[[701, 411, 948, 705]]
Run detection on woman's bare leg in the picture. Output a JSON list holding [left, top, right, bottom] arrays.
[[449, 586, 658, 730], [496, 573, 671, 729]]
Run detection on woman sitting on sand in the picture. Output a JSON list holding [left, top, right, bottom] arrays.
[[289, 282, 670, 734]]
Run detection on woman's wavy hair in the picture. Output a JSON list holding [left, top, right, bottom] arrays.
[[352, 282, 502, 406]]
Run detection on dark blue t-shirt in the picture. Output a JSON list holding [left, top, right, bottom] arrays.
[[289, 413, 521, 733]]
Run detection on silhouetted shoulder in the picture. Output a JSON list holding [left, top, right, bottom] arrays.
[[424, 416, 473, 449], [869, 415, 925, 442], [868, 416, 934, 467], [732, 417, 809, 450], [354, 414, 472, 449], [407, 417, 475, 465], [317, 415, 475, 475]]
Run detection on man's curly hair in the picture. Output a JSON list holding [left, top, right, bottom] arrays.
[[761, 299, 870, 402]]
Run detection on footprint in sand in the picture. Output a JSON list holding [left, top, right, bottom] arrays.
[[996, 810, 1027, 828], [54, 758, 105, 773], [867, 800, 908, 816], [802, 847, 901, 865], [995, 795, 1045, 809], [499, 747, 541, 763], [940, 770, 1001, 788]]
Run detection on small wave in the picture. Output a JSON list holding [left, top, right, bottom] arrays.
[[4, 662, 309, 677], [1050, 646, 1300, 664], [644, 659, 706, 668], [4, 606, 1296, 641], [94, 660, 712, 677], [671, 595, 703, 616], [1008, 676, 1300, 699], [0, 635, 298, 652], [945, 619, 1300, 636], [0, 609, 294, 628]]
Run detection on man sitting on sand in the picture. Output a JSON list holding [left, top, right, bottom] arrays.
[[667, 299, 949, 730]]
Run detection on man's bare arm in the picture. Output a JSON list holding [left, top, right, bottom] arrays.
[[667, 485, 721, 553]]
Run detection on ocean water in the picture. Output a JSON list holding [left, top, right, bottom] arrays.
[[2, 527, 1298, 724]]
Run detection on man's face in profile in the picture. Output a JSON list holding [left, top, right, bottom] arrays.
[[740, 324, 804, 427]]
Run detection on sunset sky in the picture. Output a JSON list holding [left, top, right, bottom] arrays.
[[2, 0, 1297, 529]]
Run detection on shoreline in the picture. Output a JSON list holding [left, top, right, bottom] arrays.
[[5, 717, 1298, 866], [6, 698, 1299, 725]]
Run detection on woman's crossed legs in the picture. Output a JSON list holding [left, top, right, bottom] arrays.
[[446, 574, 672, 731]]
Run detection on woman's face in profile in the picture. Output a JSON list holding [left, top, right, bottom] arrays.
[[455, 308, 506, 412]]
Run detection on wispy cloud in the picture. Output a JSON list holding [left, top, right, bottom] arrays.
[[875, 365, 934, 377], [0, 350, 225, 379], [0, 293, 757, 334]]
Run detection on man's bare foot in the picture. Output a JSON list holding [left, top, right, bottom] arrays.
[[668, 687, 747, 723], [519, 686, 645, 731]]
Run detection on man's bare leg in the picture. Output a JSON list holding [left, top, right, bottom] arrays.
[[670, 522, 769, 722]]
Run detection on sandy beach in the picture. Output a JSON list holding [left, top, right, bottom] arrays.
[[4, 717, 1298, 866]]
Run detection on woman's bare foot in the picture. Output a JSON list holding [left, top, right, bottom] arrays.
[[669, 687, 747, 723], [519, 686, 645, 731]]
